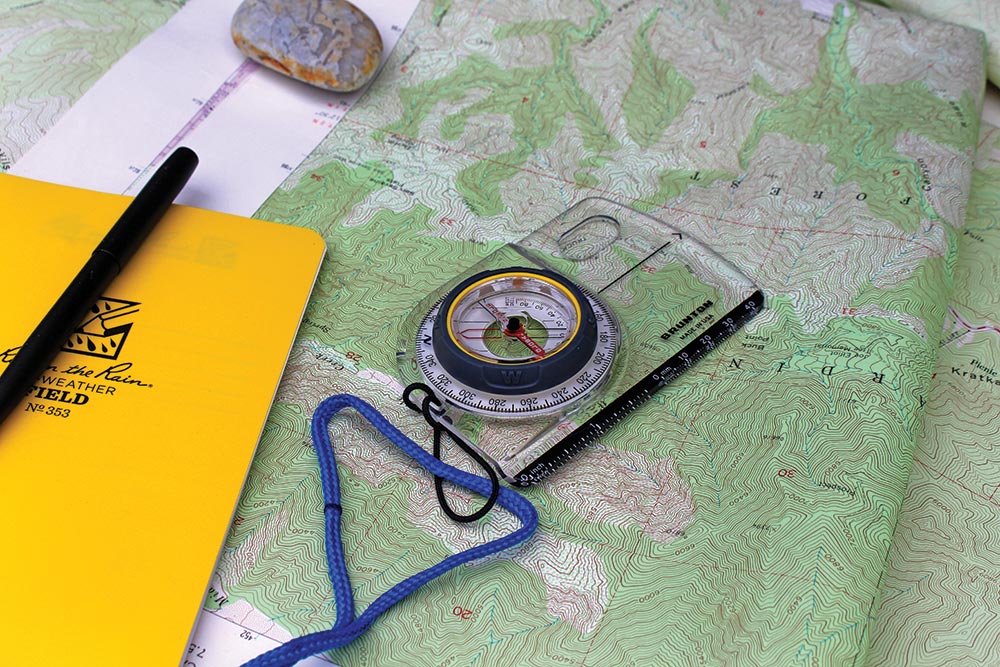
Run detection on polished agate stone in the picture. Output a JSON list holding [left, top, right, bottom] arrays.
[[231, 0, 383, 92]]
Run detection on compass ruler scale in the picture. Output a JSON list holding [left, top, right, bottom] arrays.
[[509, 287, 764, 485], [398, 197, 764, 486]]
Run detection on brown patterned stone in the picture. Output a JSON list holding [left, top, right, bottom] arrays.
[[231, 0, 383, 92]]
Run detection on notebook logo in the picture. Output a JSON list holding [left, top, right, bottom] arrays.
[[63, 297, 140, 360]]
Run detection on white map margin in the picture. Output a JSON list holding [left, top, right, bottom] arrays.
[[11, 0, 419, 217], [187, 610, 337, 667]]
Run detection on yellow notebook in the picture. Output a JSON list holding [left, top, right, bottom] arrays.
[[0, 175, 325, 666]]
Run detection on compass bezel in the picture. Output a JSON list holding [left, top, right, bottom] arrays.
[[442, 270, 583, 365], [415, 267, 620, 416]]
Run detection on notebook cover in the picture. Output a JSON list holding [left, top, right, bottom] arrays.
[[0, 175, 325, 665]]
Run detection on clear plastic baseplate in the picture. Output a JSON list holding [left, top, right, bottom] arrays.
[[397, 198, 763, 487]]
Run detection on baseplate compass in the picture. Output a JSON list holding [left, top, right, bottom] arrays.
[[398, 198, 764, 486]]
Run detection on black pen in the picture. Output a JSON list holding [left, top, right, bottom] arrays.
[[0, 146, 199, 427]]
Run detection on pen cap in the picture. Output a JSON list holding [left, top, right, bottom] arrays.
[[99, 147, 199, 266]]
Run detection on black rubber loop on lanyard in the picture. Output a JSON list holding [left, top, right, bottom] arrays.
[[403, 383, 501, 522]]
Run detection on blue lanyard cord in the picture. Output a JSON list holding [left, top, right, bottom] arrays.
[[241, 394, 539, 667]]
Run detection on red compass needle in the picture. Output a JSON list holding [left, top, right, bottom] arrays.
[[477, 300, 546, 358], [504, 317, 546, 359]]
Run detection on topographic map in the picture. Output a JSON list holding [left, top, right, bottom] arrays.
[[868, 125, 1000, 665], [0, 0, 182, 170], [2, 0, 999, 665], [881, 0, 999, 87]]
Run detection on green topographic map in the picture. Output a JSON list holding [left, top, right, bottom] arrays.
[[868, 125, 1000, 666], [0, 0, 182, 169], [3, 1, 1000, 665], [880, 0, 999, 87]]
